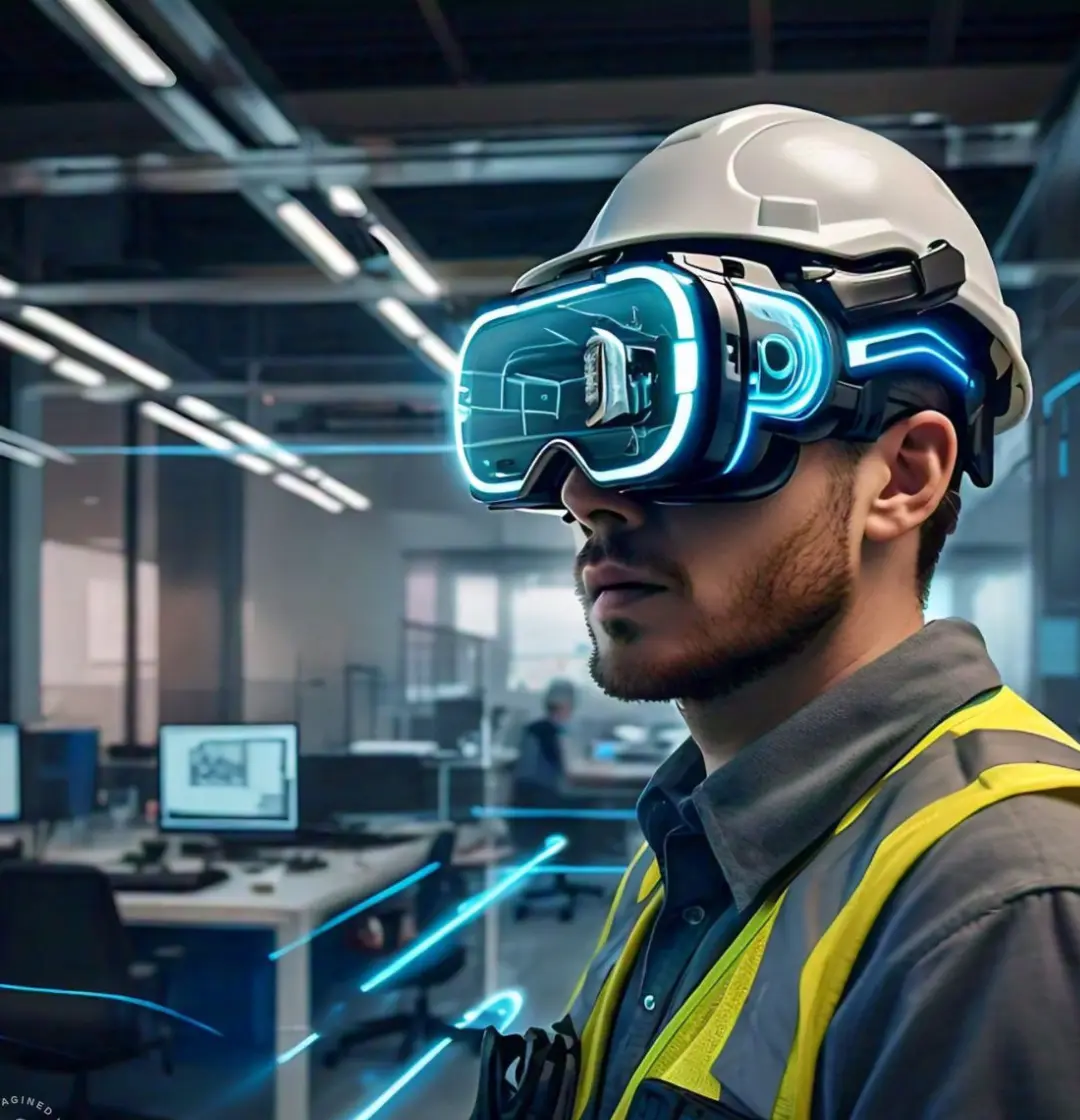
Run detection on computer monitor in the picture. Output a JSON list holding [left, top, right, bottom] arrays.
[[158, 724, 299, 834], [0, 725, 20, 822], [20, 727, 99, 823]]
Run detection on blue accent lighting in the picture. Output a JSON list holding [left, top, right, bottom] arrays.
[[277, 1032, 320, 1066], [846, 325, 973, 393], [0, 982, 222, 1036], [471, 806, 637, 821], [348, 989, 524, 1120], [269, 862, 440, 961], [359, 836, 567, 993]]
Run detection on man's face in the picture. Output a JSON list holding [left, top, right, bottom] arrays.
[[563, 444, 860, 703]]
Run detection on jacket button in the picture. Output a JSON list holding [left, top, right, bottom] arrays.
[[683, 905, 705, 926], [643, 994, 656, 1011]]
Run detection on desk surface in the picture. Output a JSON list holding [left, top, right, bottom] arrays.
[[565, 758, 658, 786], [45, 834, 434, 926]]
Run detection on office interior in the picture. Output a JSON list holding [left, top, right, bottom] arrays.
[[0, 2, 1075, 1118]]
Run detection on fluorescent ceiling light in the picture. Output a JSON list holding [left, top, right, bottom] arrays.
[[375, 297, 426, 340], [368, 223, 442, 299], [327, 185, 368, 218], [140, 401, 234, 452], [233, 452, 275, 476], [0, 441, 45, 468], [418, 333, 460, 373], [0, 275, 19, 298], [301, 466, 324, 481], [0, 319, 59, 364], [20, 307, 172, 391], [52, 356, 106, 388], [176, 395, 225, 423], [317, 476, 372, 511], [0, 426, 73, 465], [274, 472, 344, 514], [275, 200, 360, 279], [269, 447, 304, 470], [58, 0, 176, 88], [219, 418, 275, 450]]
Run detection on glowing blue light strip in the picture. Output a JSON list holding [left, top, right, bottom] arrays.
[[531, 864, 626, 875], [349, 989, 525, 1120], [846, 326, 972, 392], [58, 444, 453, 458], [456, 263, 701, 496], [0, 982, 222, 1036], [359, 836, 567, 993], [470, 806, 637, 821], [269, 862, 440, 962], [1042, 369, 1080, 419], [277, 1032, 320, 1065]]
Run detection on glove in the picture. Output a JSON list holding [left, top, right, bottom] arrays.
[[469, 1015, 580, 1120]]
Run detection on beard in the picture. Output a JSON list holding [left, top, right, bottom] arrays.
[[577, 462, 857, 703]]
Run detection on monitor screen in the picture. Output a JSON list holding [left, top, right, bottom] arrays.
[[0, 725, 20, 822], [158, 724, 299, 833], [20, 728, 99, 823]]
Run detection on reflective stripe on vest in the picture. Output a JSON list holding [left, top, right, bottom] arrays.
[[569, 687, 1080, 1120]]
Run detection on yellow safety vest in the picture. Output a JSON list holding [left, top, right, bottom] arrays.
[[566, 686, 1080, 1120]]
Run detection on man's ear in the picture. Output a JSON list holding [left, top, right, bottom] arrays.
[[863, 411, 958, 545]]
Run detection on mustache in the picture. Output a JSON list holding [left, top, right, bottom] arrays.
[[573, 533, 685, 594]]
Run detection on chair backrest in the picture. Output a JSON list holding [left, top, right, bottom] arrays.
[[0, 863, 141, 1058], [415, 828, 463, 929]]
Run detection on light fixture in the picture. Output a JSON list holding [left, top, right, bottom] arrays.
[[20, 307, 172, 391], [418, 332, 459, 373], [140, 401, 234, 452], [233, 452, 275, 476], [219, 418, 275, 450], [0, 319, 59, 365], [57, 0, 176, 88], [0, 275, 19, 299], [52, 356, 106, 388], [0, 441, 45, 468], [316, 476, 371, 511], [0, 426, 73, 465], [367, 223, 442, 299], [273, 472, 345, 513], [275, 200, 360, 279], [327, 185, 368, 218], [176, 395, 226, 424], [375, 297, 426, 340]]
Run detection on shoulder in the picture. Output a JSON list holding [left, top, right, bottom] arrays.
[[870, 778, 1080, 964]]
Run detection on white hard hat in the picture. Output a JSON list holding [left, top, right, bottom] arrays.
[[516, 104, 1030, 433]]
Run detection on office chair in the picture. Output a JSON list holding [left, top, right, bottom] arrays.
[[0, 863, 180, 1120], [509, 793, 605, 923], [323, 830, 481, 1065]]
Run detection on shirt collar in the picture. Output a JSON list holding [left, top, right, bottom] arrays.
[[636, 619, 1002, 911]]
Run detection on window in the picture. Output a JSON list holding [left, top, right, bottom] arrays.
[[454, 574, 499, 639], [405, 564, 438, 625], [508, 584, 592, 691], [924, 573, 954, 622]]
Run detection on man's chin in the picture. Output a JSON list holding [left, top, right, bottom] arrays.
[[589, 644, 700, 703]]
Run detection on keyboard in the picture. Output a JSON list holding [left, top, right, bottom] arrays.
[[107, 867, 230, 894]]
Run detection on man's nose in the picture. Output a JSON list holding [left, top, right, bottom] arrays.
[[560, 467, 647, 533]]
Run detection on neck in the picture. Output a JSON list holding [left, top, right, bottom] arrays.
[[681, 594, 925, 775]]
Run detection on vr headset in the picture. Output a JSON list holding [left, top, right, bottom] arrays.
[[454, 242, 1010, 511]]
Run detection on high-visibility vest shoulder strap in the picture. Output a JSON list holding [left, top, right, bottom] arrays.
[[572, 687, 1080, 1120]]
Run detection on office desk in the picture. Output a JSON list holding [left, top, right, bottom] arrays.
[[564, 758, 658, 790], [46, 835, 432, 1120]]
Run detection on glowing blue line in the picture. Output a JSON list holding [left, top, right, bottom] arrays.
[[57, 444, 452, 457], [269, 862, 440, 962], [0, 982, 222, 1035], [360, 836, 567, 993], [846, 326, 973, 391], [471, 806, 637, 821], [277, 1032, 320, 1065], [1043, 370, 1080, 419], [348, 989, 524, 1120]]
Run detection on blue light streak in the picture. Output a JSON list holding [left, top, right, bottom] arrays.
[[470, 806, 637, 821], [1042, 369, 1080, 420], [269, 862, 440, 962], [532, 864, 626, 876], [0, 982, 222, 1035], [277, 1032, 320, 1065], [58, 444, 453, 458], [359, 836, 567, 994], [846, 326, 972, 393], [348, 989, 524, 1120]]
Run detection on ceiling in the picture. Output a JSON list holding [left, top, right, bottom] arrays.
[[0, 0, 1076, 427]]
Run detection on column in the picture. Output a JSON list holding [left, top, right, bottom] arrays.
[[156, 429, 244, 724]]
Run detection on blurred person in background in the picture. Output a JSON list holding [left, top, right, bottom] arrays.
[[513, 679, 576, 808]]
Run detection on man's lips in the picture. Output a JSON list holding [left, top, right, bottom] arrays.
[[583, 563, 670, 620]]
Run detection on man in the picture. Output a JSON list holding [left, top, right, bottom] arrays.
[[514, 679, 576, 807], [459, 105, 1080, 1119]]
